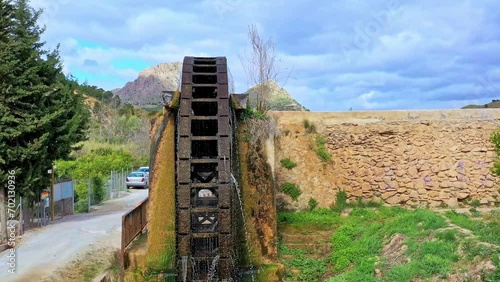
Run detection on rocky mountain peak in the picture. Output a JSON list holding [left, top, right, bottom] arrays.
[[115, 62, 182, 106]]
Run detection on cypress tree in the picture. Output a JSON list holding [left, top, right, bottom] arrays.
[[0, 0, 89, 200]]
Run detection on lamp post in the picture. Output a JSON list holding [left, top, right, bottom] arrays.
[[50, 163, 56, 221]]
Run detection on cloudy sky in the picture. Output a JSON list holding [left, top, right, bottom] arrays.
[[31, 0, 500, 111]]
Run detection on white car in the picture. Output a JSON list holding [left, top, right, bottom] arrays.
[[126, 172, 149, 189]]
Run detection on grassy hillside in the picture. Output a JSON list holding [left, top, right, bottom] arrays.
[[78, 92, 159, 164], [278, 203, 499, 281], [462, 99, 500, 109], [246, 80, 308, 111]]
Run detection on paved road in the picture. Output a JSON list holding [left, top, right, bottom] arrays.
[[0, 189, 148, 282]]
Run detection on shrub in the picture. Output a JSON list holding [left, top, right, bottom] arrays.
[[331, 190, 347, 213], [308, 198, 318, 211], [280, 157, 297, 169], [470, 199, 481, 207], [92, 177, 106, 204], [281, 183, 302, 200], [75, 199, 89, 213], [314, 135, 331, 162], [243, 107, 266, 120], [303, 119, 317, 134], [490, 130, 500, 176]]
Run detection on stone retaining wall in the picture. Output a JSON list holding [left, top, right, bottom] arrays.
[[269, 109, 500, 209]]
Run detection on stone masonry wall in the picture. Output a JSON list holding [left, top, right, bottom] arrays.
[[269, 109, 500, 209]]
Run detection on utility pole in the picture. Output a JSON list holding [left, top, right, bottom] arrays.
[[50, 163, 55, 221]]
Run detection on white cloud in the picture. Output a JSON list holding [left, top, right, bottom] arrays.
[[32, 0, 500, 110]]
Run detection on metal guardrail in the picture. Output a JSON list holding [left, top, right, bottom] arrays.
[[121, 197, 148, 266]]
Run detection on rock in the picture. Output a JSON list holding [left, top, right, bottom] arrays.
[[446, 198, 458, 208], [439, 191, 449, 199], [439, 181, 451, 188], [414, 141, 426, 146], [415, 182, 425, 190], [386, 195, 401, 204], [431, 165, 440, 173], [397, 188, 407, 193], [382, 191, 398, 199], [361, 183, 371, 191], [419, 164, 430, 172], [401, 177, 412, 183], [352, 189, 363, 197], [408, 166, 418, 178], [387, 181, 398, 190], [429, 200, 441, 208], [428, 191, 439, 198], [457, 193, 469, 199], [409, 190, 419, 198], [454, 182, 467, 189], [400, 194, 410, 202]]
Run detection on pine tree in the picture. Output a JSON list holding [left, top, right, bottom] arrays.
[[0, 0, 89, 200]]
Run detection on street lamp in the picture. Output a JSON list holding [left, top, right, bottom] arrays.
[[47, 163, 56, 221]]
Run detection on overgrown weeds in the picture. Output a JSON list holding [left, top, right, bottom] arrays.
[[313, 134, 331, 162], [280, 182, 302, 200], [444, 210, 500, 245], [303, 119, 317, 134], [280, 157, 297, 169], [330, 190, 347, 213], [279, 206, 499, 281], [308, 198, 318, 211]]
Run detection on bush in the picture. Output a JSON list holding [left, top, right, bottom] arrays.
[[243, 107, 266, 120], [280, 157, 297, 169], [303, 119, 317, 134], [470, 199, 480, 207], [314, 135, 331, 162], [331, 190, 347, 213], [75, 199, 89, 213], [56, 148, 135, 212], [281, 183, 302, 200], [92, 177, 106, 204], [490, 130, 500, 175], [308, 198, 318, 211]]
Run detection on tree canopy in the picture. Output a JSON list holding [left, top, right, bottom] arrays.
[[0, 0, 89, 200]]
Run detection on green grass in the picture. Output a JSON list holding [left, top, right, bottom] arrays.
[[444, 210, 500, 245], [314, 135, 331, 162], [301, 120, 332, 162], [279, 207, 500, 281], [278, 208, 342, 229], [281, 182, 302, 200], [82, 260, 105, 282], [280, 244, 327, 281], [280, 157, 297, 169], [285, 254, 327, 281]]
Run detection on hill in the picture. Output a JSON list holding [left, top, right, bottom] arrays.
[[115, 62, 182, 107], [246, 80, 308, 111], [113, 62, 306, 111], [462, 99, 500, 109]]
